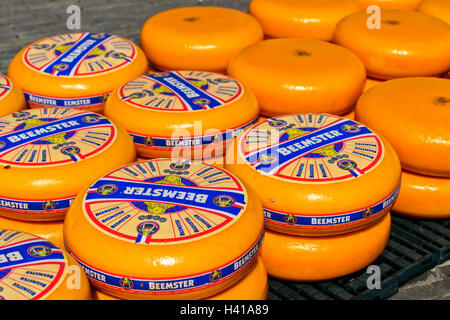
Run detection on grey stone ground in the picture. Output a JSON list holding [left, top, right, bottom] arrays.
[[389, 260, 450, 300], [0, 0, 448, 300]]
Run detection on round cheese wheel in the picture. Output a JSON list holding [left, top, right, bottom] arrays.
[[0, 216, 64, 248], [63, 159, 265, 300], [0, 108, 136, 221], [140, 6, 263, 73], [356, 0, 421, 10], [355, 77, 450, 177], [334, 10, 450, 79], [7, 32, 149, 113], [248, 0, 360, 41], [92, 256, 268, 300], [227, 39, 366, 117], [418, 0, 450, 25], [261, 213, 391, 281], [0, 74, 26, 117], [225, 113, 401, 236], [364, 78, 383, 91], [0, 229, 90, 300], [392, 170, 450, 219], [104, 71, 259, 160]]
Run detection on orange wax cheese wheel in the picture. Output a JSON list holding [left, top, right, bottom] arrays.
[[364, 78, 383, 91], [0, 215, 64, 248], [140, 6, 263, 73], [392, 170, 450, 219], [334, 10, 450, 79], [92, 256, 268, 300], [8, 32, 148, 113], [0, 74, 26, 117], [355, 77, 450, 177], [0, 108, 136, 221], [418, 0, 450, 25], [260, 213, 391, 281], [356, 0, 421, 10], [63, 159, 265, 300], [248, 0, 360, 41], [0, 229, 90, 300], [227, 39, 366, 117], [104, 71, 259, 160], [225, 113, 401, 236]]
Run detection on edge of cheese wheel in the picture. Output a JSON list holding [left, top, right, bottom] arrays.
[[0, 215, 64, 248], [104, 71, 259, 160], [355, 77, 450, 177], [0, 74, 26, 117], [140, 6, 263, 73], [227, 38, 366, 117], [260, 213, 391, 281], [91, 256, 268, 300], [333, 10, 450, 79], [0, 108, 136, 221], [63, 159, 265, 300], [7, 32, 149, 113], [392, 170, 450, 219], [248, 0, 360, 41], [225, 113, 401, 236], [0, 229, 90, 300], [418, 0, 450, 25], [356, 0, 422, 10]]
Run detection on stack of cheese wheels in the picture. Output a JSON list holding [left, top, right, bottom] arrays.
[[334, 10, 450, 79], [248, 0, 360, 41], [63, 159, 266, 300], [356, 77, 450, 219], [140, 6, 263, 73], [7, 32, 148, 113], [104, 71, 259, 163], [0, 108, 136, 247], [418, 0, 450, 24], [91, 257, 268, 300], [0, 74, 26, 117], [355, 0, 422, 10], [227, 39, 366, 118], [225, 113, 401, 281], [0, 229, 90, 300]]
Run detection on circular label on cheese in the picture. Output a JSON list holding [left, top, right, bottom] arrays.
[[118, 71, 244, 111], [0, 108, 117, 167], [23, 32, 137, 77], [0, 229, 67, 300], [82, 159, 248, 245], [239, 114, 385, 183], [0, 74, 12, 101]]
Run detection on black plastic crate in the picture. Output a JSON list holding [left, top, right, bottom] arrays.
[[267, 215, 450, 300]]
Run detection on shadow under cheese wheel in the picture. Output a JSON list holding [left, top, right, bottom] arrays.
[[355, 77, 450, 177], [333, 10, 450, 80], [0, 215, 64, 248], [140, 6, 263, 73], [91, 256, 268, 300], [104, 71, 259, 161], [0, 229, 90, 300], [7, 32, 148, 113], [0, 74, 26, 117], [260, 213, 391, 282], [0, 108, 136, 221], [227, 39, 366, 117], [248, 0, 360, 41], [355, 0, 422, 10], [225, 114, 401, 236], [392, 170, 450, 219], [418, 0, 450, 25], [64, 159, 265, 300]]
